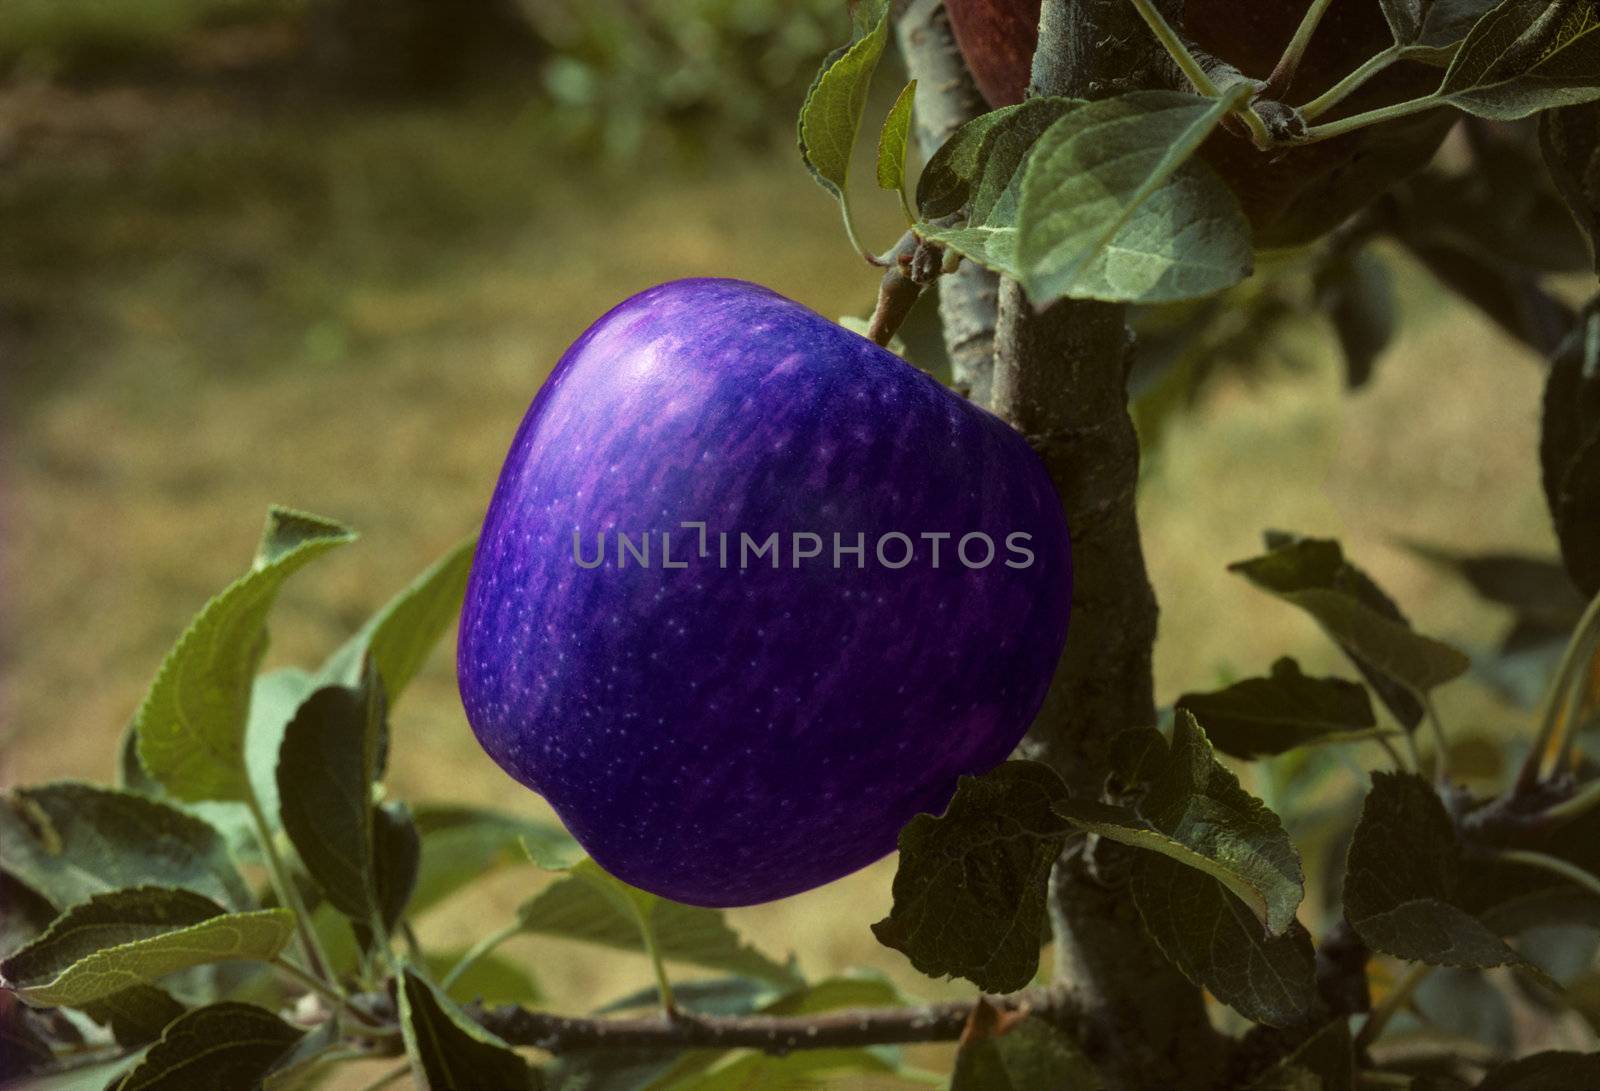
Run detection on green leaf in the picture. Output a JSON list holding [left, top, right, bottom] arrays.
[[1382, 0, 1430, 44], [373, 801, 421, 934], [1477, 1051, 1600, 1090], [1230, 536, 1471, 722], [319, 533, 477, 701], [951, 1017, 1100, 1091], [1402, 543, 1587, 631], [796, 4, 890, 243], [409, 804, 575, 915], [134, 507, 355, 803], [275, 664, 386, 925], [1438, 0, 1600, 120], [0, 783, 251, 913], [1344, 772, 1537, 972], [1543, 105, 1600, 273], [397, 966, 533, 1091], [759, 972, 905, 1015], [1015, 88, 1253, 305], [425, 949, 542, 1007], [1057, 713, 1304, 935], [515, 858, 799, 988], [1176, 658, 1383, 760], [871, 761, 1073, 993], [1132, 854, 1317, 1026], [115, 1002, 303, 1091], [81, 984, 186, 1047], [1244, 1019, 1354, 1091], [1, 888, 294, 1008], [876, 79, 916, 196]]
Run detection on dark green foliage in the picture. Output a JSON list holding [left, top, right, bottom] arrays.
[[871, 761, 1073, 992]]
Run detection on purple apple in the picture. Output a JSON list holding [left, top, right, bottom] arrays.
[[457, 278, 1071, 906]]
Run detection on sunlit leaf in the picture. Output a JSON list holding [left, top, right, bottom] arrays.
[[134, 507, 355, 803], [0, 888, 294, 1008], [1016, 88, 1252, 304]]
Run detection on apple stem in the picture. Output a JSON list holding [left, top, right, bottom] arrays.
[[1266, 0, 1336, 99], [866, 230, 930, 348], [1298, 45, 1403, 120]]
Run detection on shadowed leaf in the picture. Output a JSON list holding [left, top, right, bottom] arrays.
[[409, 805, 575, 915], [397, 966, 533, 1091], [0, 783, 251, 913], [951, 1017, 1099, 1091], [1177, 657, 1382, 760], [1439, 0, 1600, 119], [1133, 854, 1317, 1027], [1543, 104, 1600, 272], [1244, 1018, 1353, 1091], [872, 761, 1074, 993], [117, 1002, 303, 1091], [918, 97, 1081, 278], [275, 664, 387, 926], [1231, 535, 1470, 727], [1345, 773, 1539, 973], [81, 984, 185, 1048], [1059, 713, 1304, 935]]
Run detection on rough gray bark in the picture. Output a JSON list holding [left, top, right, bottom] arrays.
[[991, 1, 1223, 1086], [895, 0, 1000, 405]]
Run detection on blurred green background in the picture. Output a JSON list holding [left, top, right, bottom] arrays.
[[2, 0, 1592, 1084]]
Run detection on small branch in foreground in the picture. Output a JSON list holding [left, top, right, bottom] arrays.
[[1266, 0, 1335, 98], [867, 231, 941, 347], [471, 986, 1080, 1054]]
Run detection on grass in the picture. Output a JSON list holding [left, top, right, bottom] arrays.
[[1, 60, 1586, 1084]]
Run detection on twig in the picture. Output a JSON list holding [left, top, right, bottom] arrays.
[[1299, 46, 1403, 119], [1266, 0, 1336, 97], [246, 793, 336, 988], [867, 231, 932, 347], [472, 986, 1081, 1054], [1355, 962, 1432, 1050], [1495, 849, 1600, 901], [1516, 590, 1600, 794]]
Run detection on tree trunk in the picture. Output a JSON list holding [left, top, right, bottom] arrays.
[[894, 0, 1000, 406], [902, 0, 1225, 1085]]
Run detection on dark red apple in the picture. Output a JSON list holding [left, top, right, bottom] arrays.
[[944, 0, 1454, 247]]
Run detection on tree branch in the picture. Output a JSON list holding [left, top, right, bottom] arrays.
[[991, 1, 1223, 1086], [471, 985, 1080, 1054], [895, 0, 999, 405]]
